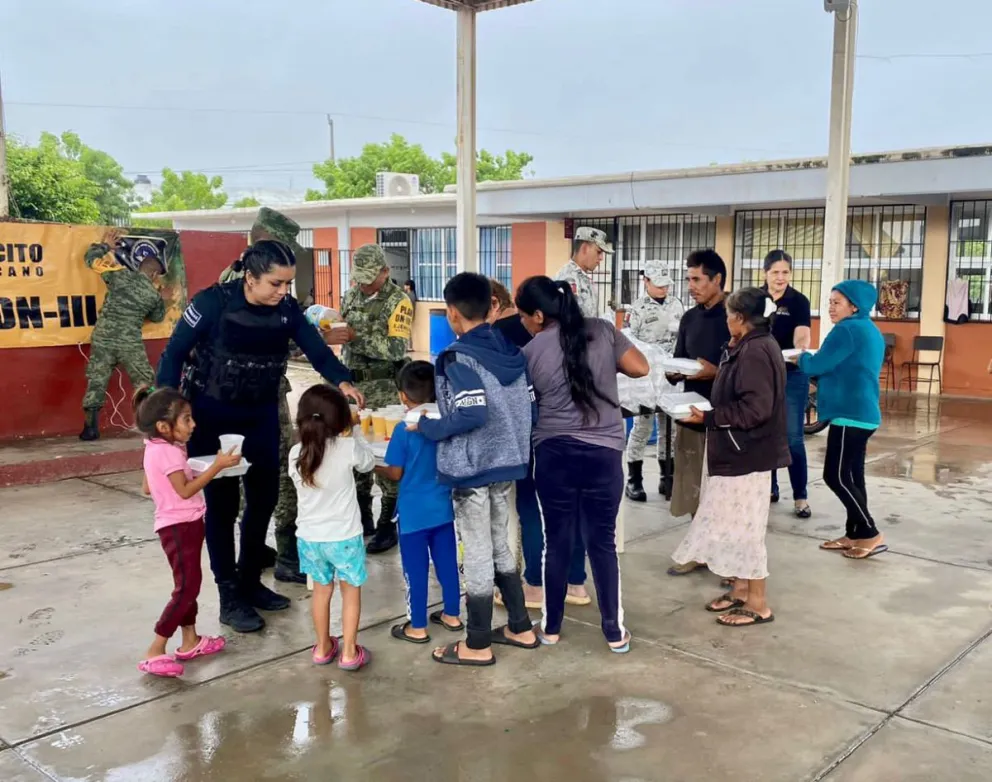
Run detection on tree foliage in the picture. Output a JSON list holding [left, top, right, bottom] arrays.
[[59, 131, 135, 224], [137, 168, 228, 213], [233, 196, 261, 208], [306, 133, 534, 201], [6, 133, 102, 224]]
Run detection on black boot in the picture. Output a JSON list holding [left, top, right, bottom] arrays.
[[659, 458, 674, 497], [625, 461, 647, 502], [274, 564, 307, 585], [242, 579, 291, 611], [79, 408, 100, 442], [358, 494, 375, 538], [260, 545, 277, 570], [366, 495, 398, 554], [218, 581, 265, 633]]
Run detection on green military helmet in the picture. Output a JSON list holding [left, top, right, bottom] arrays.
[[352, 243, 388, 285]]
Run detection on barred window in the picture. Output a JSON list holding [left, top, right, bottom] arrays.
[[949, 201, 992, 322], [733, 206, 925, 319], [574, 215, 716, 316], [479, 225, 513, 291]]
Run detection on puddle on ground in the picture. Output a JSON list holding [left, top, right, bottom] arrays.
[[43, 687, 674, 782]]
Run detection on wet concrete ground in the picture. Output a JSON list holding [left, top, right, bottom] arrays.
[[2, 382, 992, 781]]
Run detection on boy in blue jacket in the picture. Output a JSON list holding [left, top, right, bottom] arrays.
[[414, 272, 539, 666], [795, 279, 887, 559]]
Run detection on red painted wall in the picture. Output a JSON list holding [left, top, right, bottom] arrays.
[[510, 223, 547, 293], [943, 323, 992, 397], [0, 231, 248, 440]]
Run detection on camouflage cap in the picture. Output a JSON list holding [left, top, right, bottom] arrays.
[[352, 243, 387, 285], [644, 260, 674, 288], [252, 207, 302, 249], [574, 226, 614, 254]]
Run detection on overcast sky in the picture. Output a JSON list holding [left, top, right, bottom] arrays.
[[2, 0, 990, 194]]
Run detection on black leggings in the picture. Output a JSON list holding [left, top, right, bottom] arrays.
[[823, 425, 879, 541], [188, 396, 281, 588]]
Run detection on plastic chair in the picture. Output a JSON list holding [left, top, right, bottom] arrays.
[[897, 336, 944, 398], [881, 332, 897, 391]]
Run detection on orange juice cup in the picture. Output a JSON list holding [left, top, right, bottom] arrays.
[[349, 404, 361, 426], [384, 415, 403, 439], [359, 410, 372, 436], [371, 412, 387, 439]]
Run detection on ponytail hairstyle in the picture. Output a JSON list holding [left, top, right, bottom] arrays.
[[514, 275, 612, 419], [294, 384, 351, 488], [231, 239, 297, 279], [726, 286, 776, 332], [133, 385, 189, 441]]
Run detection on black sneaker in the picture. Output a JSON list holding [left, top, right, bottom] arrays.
[[366, 521, 398, 554], [245, 582, 291, 611], [219, 585, 265, 633], [274, 565, 308, 585]]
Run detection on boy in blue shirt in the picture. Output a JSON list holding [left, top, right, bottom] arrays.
[[379, 361, 463, 643]]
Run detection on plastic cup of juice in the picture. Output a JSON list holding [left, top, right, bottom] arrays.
[[219, 434, 244, 455], [371, 412, 387, 439], [384, 414, 403, 439], [349, 404, 361, 425], [359, 410, 372, 436]]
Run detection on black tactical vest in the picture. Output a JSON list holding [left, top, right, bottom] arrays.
[[185, 284, 291, 406]]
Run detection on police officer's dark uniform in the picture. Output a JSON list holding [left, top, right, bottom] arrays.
[[157, 276, 352, 633]]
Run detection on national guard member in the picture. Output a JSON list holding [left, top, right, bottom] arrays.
[[554, 226, 613, 319], [157, 239, 363, 633], [80, 239, 166, 441], [340, 243, 414, 554], [623, 261, 685, 501]]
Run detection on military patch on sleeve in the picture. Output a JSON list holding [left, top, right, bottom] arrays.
[[387, 299, 414, 340], [183, 302, 202, 328]]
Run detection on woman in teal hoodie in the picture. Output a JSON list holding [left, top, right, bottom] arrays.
[[793, 280, 887, 560]]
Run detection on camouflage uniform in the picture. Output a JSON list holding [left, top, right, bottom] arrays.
[[624, 261, 685, 464], [219, 207, 307, 577], [341, 244, 413, 541], [81, 244, 165, 422], [555, 226, 613, 319]]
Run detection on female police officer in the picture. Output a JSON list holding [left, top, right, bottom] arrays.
[[157, 239, 364, 633]]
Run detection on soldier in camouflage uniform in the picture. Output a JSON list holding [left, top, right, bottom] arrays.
[[624, 261, 685, 501], [217, 207, 314, 583], [555, 226, 613, 319], [80, 241, 166, 441], [340, 244, 414, 554]]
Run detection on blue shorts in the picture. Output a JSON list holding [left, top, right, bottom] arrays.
[[297, 535, 367, 587]]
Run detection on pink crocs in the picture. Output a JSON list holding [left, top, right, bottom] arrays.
[[174, 635, 226, 662], [138, 655, 184, 678], [312, 637, 340, 665]]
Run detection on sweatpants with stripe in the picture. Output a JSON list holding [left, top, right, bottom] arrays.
[[535, 436, 626, 643], [454, 482, 532, 650], [399, 523, 461, 630], [823, 425, 879, 540]]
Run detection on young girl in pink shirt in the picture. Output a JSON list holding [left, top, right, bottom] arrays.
[[135, 386, 241, 677]]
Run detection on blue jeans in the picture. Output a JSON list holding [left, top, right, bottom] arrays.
[[517, 465, 587, 587], [772, 369, 809, 501]]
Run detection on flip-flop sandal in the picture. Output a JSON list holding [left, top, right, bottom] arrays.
[[431, 641, 495, 667], [429, 610, 464, 632], [667, 562, 704, 577], [497, 590, 544, 610], [795, 505, 812, 519], [820, 539, 852, 551], [706, 593, 746, 613], [174, 635, 226, 661], [312, 637, 340, 665], [720, 577, 736, 588], [138, 655, 184, 677], [536, 629, 559, 646], [843, 544, 889, 560], [338, 645, 372, 671], [608, 634, 632, 654], [716, 608, 775, 627], [489, 625, 540, 649], [565, 592, 592, 606], [391, 622, 431, 644]]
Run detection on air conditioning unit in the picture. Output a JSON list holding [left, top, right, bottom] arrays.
[[824, 0, 851, 12], [375, 172, 420, 198]]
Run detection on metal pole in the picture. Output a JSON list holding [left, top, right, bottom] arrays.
[[456, 7, 477, 273], [819, 1, 858, 341], [0, 70, 9, 218], [326, 115, 336, 164]]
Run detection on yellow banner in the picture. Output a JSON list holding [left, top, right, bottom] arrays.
[[0, 222, 187, 349]]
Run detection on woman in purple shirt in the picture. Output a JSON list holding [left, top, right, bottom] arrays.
[[516, 276, 648, 653]]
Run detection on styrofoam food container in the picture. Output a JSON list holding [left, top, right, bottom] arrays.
[[219, 434, 244, 455], [405, 403, 441, 424], [660, 392, 713, 420], [782, 348, 817, 359], [662, 358, 704, 375], [188, 455, 251, 479]]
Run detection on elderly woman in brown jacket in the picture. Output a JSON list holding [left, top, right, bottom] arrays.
[[671, 287, 790, 628]]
